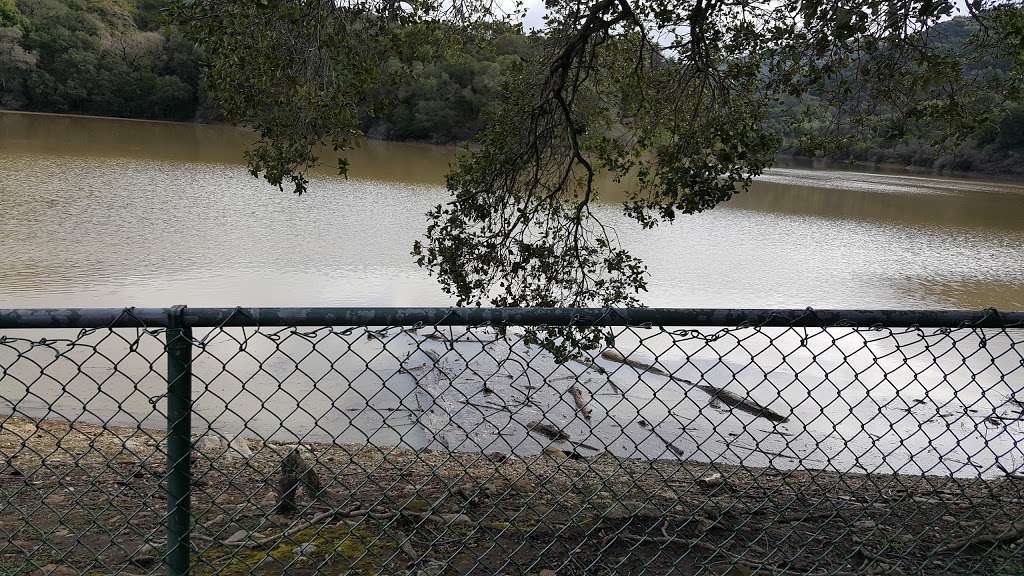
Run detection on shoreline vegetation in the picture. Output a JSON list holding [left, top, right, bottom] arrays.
[[4, 108, 1024, 187], [1, 413, 1022, 574], [1, 1, 1023, 179]]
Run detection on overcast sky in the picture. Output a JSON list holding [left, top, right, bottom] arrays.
[[508, 0, 977, 32]]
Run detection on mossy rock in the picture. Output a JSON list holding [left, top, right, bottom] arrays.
[[401, 497, 432, 513], [194, 523, 398, 575]]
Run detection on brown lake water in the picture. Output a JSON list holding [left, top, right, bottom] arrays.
[[3, 110, 1024, 310], [1, 110, 1022, 478]]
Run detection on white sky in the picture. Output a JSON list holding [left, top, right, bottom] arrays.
[[507, 0, 979, 32], [521, 0, 547, 30]]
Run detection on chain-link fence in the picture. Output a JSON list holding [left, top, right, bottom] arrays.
[[1, 306, 1023, 576]]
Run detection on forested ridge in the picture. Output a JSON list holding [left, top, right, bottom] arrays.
[[0, 0, 533, 142], [1, 0, 1021, 175]]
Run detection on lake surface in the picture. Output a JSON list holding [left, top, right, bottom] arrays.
[[3, 110, 1024, 310], [2, 111, 1023, 478]]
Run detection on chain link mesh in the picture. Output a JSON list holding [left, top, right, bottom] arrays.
[[1, 309, 1022, 575]]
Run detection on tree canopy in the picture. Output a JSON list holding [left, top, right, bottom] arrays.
[[171, 0, 1023, 326]]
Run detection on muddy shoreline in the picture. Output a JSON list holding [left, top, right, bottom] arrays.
[[2, 415, 1022, 575]]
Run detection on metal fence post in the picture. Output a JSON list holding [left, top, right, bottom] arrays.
[[165, 305, 192, 576]]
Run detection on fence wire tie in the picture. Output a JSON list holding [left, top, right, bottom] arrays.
[[197, 307, 248, 348]]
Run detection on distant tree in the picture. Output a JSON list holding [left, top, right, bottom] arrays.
[[0, 0, 201, 119], [361, 25, 536, 142], [0, 0, 24, 27], [0, 26, 36, 107], [997, 103, 1024, 148]]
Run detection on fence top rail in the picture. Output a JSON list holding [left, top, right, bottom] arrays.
[[0, 306, 1022, 329]]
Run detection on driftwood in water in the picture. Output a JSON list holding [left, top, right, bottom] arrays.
[[571, 355, 625, 394], [729, 442, 822, 464], [996, 462, 1024, 480], [275, 449, 323, 514], [419, 349, 459, 379], [527, 420, 571, 442], [636, 419, 686, 457], [600, 349, 671, 377], [600, 349, 789, 423], [572, 356, 609, 375], [525, 420, 603, 453], [568, 385, 592, 419], [690, 382, 789, 423]]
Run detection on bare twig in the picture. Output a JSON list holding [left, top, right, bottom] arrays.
[[936, 522, 1024, 553]]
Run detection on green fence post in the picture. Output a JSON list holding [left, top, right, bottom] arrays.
[[166, 305, 192, 576]]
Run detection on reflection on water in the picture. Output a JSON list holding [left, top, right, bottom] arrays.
[[735, 172, 1024, 232], [2, 110, 1024, 310], [0, 110, 454, 184]]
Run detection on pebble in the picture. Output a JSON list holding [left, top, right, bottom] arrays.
[[853, 519, 878, 531], [43, 494, 67, 506], [418, 560, 447, 576], [699, 473, 723, 488], [224, 529, 249, 544], [130, 543, 158, 568], [196, 435, 253, 459], [201, 513, 225, 528]]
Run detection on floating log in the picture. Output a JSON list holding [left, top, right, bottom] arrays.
[[527, 420, 603, 454], [599, 349, 789, 423], [690, 383, 789, 423], [600, 349, 671, 377], [572, 356, 608, 375]]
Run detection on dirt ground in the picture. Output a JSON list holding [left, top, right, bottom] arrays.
[[1, 415, 1022, 576]]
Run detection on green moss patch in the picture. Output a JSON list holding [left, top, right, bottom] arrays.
[[194, 523, 397, 575]]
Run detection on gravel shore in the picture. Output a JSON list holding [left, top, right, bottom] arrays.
[[2, 415, 1022, 575]]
